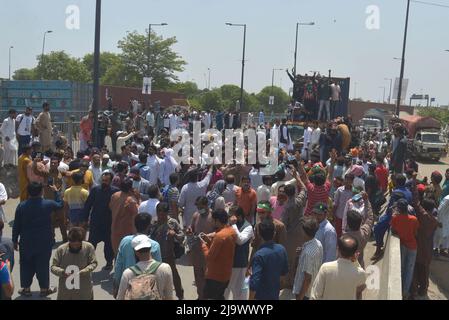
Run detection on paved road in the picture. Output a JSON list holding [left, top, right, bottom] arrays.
[[2, 157, 449, 300]]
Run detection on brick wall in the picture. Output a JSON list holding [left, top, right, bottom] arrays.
[[348, 101, 414, 122]]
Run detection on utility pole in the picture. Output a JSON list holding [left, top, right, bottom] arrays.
[[396, 0, 411, 115], [92, 0, 101, 147]]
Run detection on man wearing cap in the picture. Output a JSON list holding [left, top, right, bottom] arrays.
[[313, 202, 337, 263], [101, 153, 112, 172], [116, 235, 174, 300], [250, 202, 287, 262], [89, 153, 103, 187]]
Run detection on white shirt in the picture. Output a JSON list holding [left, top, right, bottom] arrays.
[[303, 127, 313, 150], [146, 112, 155, 127], [169, 114, 178, 132], [16, 114, 35, 136], [138, 198, 160, 221], [232, 223, 254, 245], [0, 183, 8, 223], [249, 168, 264, 190], [311, 258, 366, 300], [310, 128, 321, 146], [146, 155, 161, 186], [0, 117, 16, 140], [330, 84, 341, 101], [116, 132, 135, 154], [117, 260, 174, 300], [89, 165, 102, 187]]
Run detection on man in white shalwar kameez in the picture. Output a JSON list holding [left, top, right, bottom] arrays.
[[435, 194, 449, 255], [0, 109, 18, 166]]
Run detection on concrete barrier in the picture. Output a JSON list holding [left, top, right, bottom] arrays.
[[378, 231, 402, 300]]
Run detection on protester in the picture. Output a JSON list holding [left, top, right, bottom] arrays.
[[313, 203, 337, 263], [113, 214, 162, 297], [84, 172, 119, 270], [201, 209, 237, 300], [64, 172, 89, 231], [0, 253, 14, 300], [12, 182, 62, 297], [293, 218, 323, 300], [225, 206, 254, 300], [35, 103, 52, 152], [249, 218, 288, 300], [0, 109, 18, 167], [116, 235, 174, 300], [51, 227, 98, 300], [311, 234, 366, 300], [110, 178, 140, 255], [391, 198, 420, 299], [151, 203, 185, 300]]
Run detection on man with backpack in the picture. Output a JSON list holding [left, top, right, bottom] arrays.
[[15, 107, 36, 157], [116, 235, 174, 300]]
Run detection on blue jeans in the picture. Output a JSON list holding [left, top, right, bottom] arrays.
[[374, 212, 392, 247], [400, 245, 417, 298], [17, 135, 31, 156]]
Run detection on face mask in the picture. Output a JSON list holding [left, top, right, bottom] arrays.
[[69, 246, 82, 254]]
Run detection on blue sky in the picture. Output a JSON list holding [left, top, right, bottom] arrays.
[[1, 0, 449, 105]]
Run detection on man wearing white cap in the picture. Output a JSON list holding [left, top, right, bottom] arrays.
[[116, 235, 174, 300]]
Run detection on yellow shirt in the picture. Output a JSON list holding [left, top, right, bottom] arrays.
[[18, 154, 32, 201], [67, 169, 94, 191]]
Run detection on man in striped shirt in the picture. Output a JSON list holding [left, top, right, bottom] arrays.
[[298, 151, 335, 216], [293, 218, 323, 300]]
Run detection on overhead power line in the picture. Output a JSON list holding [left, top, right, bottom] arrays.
[[411, 0, 449, 9]]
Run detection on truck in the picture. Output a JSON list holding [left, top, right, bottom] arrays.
[[400, 115, 447, 162], [359, 108, 394, 132]]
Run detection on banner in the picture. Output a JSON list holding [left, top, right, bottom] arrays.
[[142, 77, 152, 95]]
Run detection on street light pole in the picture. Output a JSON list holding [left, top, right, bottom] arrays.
[[41, 30, 53, 79], [146, 23, 168, 109], [9, 46, 13, 80], [379, 86, 386, 103], [271, 68, 283, 95], [396, 0, 411, 115], [208, 68, 211, 90], [226, 23, 247, 111], [385, 78, 393, 104], [293, 22, 315, 77], [92, 0, 102, 147]]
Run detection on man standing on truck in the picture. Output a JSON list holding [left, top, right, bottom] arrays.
[[391, 125, 408, 174]]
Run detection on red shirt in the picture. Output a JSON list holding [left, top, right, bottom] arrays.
[[305, 180, 331, 216], [391, 214, 420, 250], [375, 165, 389, 192]]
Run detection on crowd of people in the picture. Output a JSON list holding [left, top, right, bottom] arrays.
[[0, 101, 448, 301]]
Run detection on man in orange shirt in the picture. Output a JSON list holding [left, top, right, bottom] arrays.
[[236, 176, 257, 225], [391, 199, 420, 300], [201, 209, 237, 300], [18, 145, 33, 201]]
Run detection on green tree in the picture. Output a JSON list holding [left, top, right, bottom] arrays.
[[82, 52, 123, 82], [168, 81, 200, 98], [418, 107, 449, 125], [12, 68, 36, 80], [117, 30, 187, 90], [218, 84, 257, 111], [34, 51, 91, 82], [256, 86, 290, 113], [200, 89, 224, 111]]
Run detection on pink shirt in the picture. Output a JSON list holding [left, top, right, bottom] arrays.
[[270, 196, 286, 220]]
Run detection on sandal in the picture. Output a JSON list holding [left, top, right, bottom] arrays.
[[18, 288, 32, 297], [40, 287, 57, 297]]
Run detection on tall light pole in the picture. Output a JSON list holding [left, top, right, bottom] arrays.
[[41, 30, 53, 78], [147, 23, 168, 108], [271, 68, 283, 95], [396, 0, 411, 115], [385, 78, 393, 104], [293, 22, 315, 77], [354, 82, 358, 100], [208, 68, 211, 90], [226, 23, 246, 111], [92, 0, 102, 147], [8, 46, 13, 80]]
